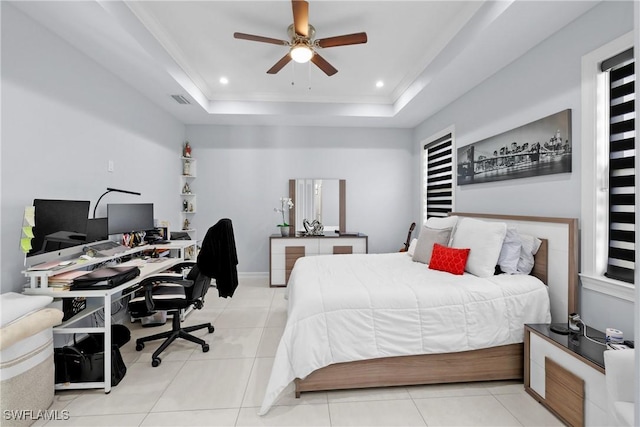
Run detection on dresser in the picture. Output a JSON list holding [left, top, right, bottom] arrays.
[[269, 234, 368, 287]]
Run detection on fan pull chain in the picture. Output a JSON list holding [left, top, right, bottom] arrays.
[[308, 61, 312, 90]]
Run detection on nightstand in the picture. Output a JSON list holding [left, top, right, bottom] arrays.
[[524, 324, 607, 427]]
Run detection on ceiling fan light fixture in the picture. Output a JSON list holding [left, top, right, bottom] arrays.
[[234, 1, 366, 76], [290, 43, 313, 63]]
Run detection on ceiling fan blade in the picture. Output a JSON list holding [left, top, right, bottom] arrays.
[[267, 54, 293, 74], [292, 0, 309, 37], [234, 32, 289, 46], [316, 32, 368, 48], [311, 52, 338, 76]]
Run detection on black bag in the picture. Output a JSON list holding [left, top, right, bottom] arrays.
[[72, 266, 141, 290], [54, 328, 128, 386]]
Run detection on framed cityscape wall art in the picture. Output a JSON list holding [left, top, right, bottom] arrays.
[[457, 109, 572, 185]]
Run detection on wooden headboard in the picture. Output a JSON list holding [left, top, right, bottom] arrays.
[[452, 213, 578, 323], [532, 239, 548, 285]]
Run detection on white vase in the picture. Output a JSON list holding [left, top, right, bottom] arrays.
[[280, 226, 290, 237]]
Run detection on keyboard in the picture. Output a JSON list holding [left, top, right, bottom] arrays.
[[87, 241, 131, 257], [90, 241, 121, 251]]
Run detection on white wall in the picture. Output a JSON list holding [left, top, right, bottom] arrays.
[[186, 125, 414, 273], [413, 1, 635, 334], [1, 3, 185, 294]]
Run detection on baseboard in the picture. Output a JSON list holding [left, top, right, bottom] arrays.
[[237, 272, 269, 280]]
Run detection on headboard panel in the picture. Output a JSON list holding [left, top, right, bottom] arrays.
[[532, 238, 548, 285], [452, 213, 578, 323]]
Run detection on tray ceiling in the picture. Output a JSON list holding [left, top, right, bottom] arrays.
[[12, 1, 601, 127]]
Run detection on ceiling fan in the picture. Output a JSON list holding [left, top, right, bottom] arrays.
[[233, 0, 367, 76]]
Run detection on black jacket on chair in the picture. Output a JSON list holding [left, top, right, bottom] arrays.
[[198, 218, 238, 298]]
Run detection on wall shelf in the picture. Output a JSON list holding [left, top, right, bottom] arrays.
[[179, 156, 196, 240]]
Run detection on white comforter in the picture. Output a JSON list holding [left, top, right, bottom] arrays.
[[259, 252, 551, 414]]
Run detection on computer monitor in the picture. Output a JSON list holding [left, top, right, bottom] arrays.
[[28, 199, 91, 257], [85, 218, 108, 242], [107, 203, 154, 235]]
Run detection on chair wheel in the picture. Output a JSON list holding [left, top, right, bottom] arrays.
[[136, 342, 144, 351], [208, 326, 215, 333], [152, 357, 161, 367], [202, 344, 210, 353]]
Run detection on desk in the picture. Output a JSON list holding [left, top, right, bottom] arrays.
[[24, 241, 195, 289], [23, 240, 196, 393]]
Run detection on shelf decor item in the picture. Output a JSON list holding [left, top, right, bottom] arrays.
[[182, 159, 191, 176], [183, 141, 192, 158], [274, 197, 294, 237]]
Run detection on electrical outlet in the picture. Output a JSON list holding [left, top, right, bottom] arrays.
[[108, 160, 114, 172]]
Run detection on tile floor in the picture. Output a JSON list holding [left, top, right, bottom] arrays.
[[39, 276, 563, 426]]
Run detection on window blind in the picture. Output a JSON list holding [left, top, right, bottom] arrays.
[[424, 134, 453, 219], [604, 51, 635, 284]]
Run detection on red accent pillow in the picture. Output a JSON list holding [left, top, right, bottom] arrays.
[[428, 243, 471, 275]]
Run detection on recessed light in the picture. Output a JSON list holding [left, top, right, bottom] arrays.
[[376, 80, 384, 88], [219, 77, 229, 85]]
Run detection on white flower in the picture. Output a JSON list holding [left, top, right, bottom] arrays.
[[275, 197, 294, 226]]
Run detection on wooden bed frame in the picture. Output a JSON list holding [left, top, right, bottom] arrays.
[[294, 213, 578, 397]]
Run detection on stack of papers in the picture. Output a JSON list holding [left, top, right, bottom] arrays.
[[48, 270, 90, 290]]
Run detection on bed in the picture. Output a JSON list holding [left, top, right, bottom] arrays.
[[259, 213, 578, 415]]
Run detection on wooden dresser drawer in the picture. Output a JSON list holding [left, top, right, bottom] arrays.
[[285, 246, 306, 283], [270, 235, 368, 286], [545, 357, 585, 427]]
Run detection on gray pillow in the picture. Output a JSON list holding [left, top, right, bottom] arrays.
[[517, 233, 542, 275], [497, 227, 522, 274], [412, 226, 453, 264]]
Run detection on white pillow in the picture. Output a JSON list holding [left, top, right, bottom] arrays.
[[451, 218, 507, 278], [497, 227, 522, 274], [412, 226, 453, 264], [407, 238, 418, 257], [517, 234, 542, 275], [0, 292, 54, 327]]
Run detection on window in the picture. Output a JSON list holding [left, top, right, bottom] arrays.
[[603, 48, 635, 284], [580, 32, 635, 301], [422, 131, 454, 224]]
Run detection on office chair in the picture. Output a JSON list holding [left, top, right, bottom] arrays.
[[128, 219, 238, 367]]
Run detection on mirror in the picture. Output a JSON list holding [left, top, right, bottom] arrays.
[[290, 179, 345, 234]]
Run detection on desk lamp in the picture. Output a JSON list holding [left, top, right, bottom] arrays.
[[93, 187, 141, 218]]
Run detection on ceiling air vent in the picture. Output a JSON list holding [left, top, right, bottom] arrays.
[[171, 94, 191, 105]]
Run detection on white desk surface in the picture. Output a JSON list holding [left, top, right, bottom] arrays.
[[23, 240, 196, 288], [23, 256, 180, 298]]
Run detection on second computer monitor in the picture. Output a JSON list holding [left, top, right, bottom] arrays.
[[107, 203, 154, 235], [29, 199, 91, 257]]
